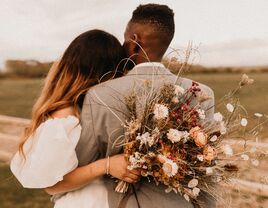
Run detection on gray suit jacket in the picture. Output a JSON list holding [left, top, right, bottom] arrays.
[[76, 64, 215, 208]]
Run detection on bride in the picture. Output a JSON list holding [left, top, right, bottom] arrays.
[[10, 29, 140, 208]]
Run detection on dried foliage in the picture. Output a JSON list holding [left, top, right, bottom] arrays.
[[115, 73, 267, 206]]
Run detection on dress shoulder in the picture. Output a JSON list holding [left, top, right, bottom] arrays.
[[10, 116, 81, 188]]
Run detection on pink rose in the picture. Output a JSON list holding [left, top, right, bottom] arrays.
[[190, 127, 207, 147], [203, 145, 217, 161]]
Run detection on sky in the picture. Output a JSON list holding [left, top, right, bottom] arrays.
[[0, 0, 268, 70]]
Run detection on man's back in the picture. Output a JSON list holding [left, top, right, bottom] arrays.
[[76, 63, 215, 208]]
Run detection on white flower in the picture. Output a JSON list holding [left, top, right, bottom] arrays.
[[197, 155, 204, 162], [125, 119, 141, 135], [128, 152, 143, 170], [152, 127, 160, 138], [128, 156, 138, 170], [167, 129, 182, 143], [184, 194, 190, 202], [197, 109, 206, 120], [240, 74, 254, 86], [163, 159, 179, 177], [174, 85, 185, 95], [220, 122, 227, 135], [241, 154, 249, 161], [251, 159, 260, 167], [226, 103, 234, 112], [214, 112, 223, 122], [188, 178, 198, 188], [254, 113, 263, 118], [167, 129, 188, 143], [165, 187, 173, 193], [206, 167, 213, 175], [241, 118, 248, 127], [192, 187, 200, 197], [223, 144, 233, 156], [162, 158, 179, 177], [210, 135, 218, 142], [154, 104, 169, 120], [136, 132, 154, 148], [182, 131, 190, 143]]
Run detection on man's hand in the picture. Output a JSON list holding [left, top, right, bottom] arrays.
[[109, 154, 140, 183]]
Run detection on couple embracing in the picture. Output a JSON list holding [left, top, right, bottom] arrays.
[[11, 4, 215, 208]]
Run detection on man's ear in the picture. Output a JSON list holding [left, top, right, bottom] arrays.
[[131, 34, 140, 53]]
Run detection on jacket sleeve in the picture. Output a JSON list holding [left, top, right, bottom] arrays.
[[76, 87, 125, 166], [75, 91, 100, 166]]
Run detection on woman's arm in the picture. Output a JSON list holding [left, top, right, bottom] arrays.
[[45, 108, 140, 195], [45, 154, 140, 195]]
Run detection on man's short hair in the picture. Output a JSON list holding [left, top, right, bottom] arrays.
[[130, 4, 175, 40]]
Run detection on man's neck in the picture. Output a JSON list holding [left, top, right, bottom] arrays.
[[135, 57, 162, 65]]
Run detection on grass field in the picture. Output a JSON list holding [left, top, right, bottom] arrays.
[[0, 164, 53, 208], [0, 73, 267, 119], [0, 78, 42, 118], [0, 72, 267, 207]]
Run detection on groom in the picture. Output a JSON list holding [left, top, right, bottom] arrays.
[[77, 3, 215, 208]]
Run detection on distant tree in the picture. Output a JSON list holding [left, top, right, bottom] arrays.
[[162, 58, 268, 74], [5, 59, 53, 78]]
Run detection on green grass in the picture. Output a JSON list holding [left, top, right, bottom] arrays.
[[0, 78, 43, 118], [185, 72, 268, 116], [0, 78, 52, 207], [187, 72, 268, 138], [0, 73, 267, 119], [0, 163, 53, 208], [0, 72, 267, 207]]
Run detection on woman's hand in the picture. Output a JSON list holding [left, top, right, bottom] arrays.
[[44, 154, 140, 195], [109, 154, 140, 183]]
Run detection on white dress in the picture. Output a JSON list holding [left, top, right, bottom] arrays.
[[10, 116, 109, 208]]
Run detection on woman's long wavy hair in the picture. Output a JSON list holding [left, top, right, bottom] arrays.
[[19, 30, 126, 157]]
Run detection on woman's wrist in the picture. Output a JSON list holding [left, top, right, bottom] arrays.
[[88, 158, 107, 176]]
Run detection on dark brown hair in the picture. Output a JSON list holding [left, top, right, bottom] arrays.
[[19, 29, 126, 156]]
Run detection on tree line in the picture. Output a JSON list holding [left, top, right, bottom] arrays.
[[0, 59, 267, 79]]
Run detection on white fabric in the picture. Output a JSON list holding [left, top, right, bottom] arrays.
[[54, 179, 109, 208], [10, 115, 109, 208]]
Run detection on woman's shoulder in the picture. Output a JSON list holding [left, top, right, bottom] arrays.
[[51, 107, 76, 118], [10, 108, 81, 188], [41, 107, 80, 130]]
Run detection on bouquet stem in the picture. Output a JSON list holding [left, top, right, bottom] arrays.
[[115, 180, 129, 193]]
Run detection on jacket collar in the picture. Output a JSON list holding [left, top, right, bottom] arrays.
[[127, 62, 173, 76]]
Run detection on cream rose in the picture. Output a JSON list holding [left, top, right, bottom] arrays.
[[162, 159, 178, 177], [158, 155, 178, 177], [167, 129, 188, 143], [154, 104, 169, 120]]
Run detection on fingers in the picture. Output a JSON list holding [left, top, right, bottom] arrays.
[[122, 170, 141, 183], [129, 169, 141, 176], [122, 176, 139, 184], [125, 172, 139, 181], [123, 177, 136, 183]]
